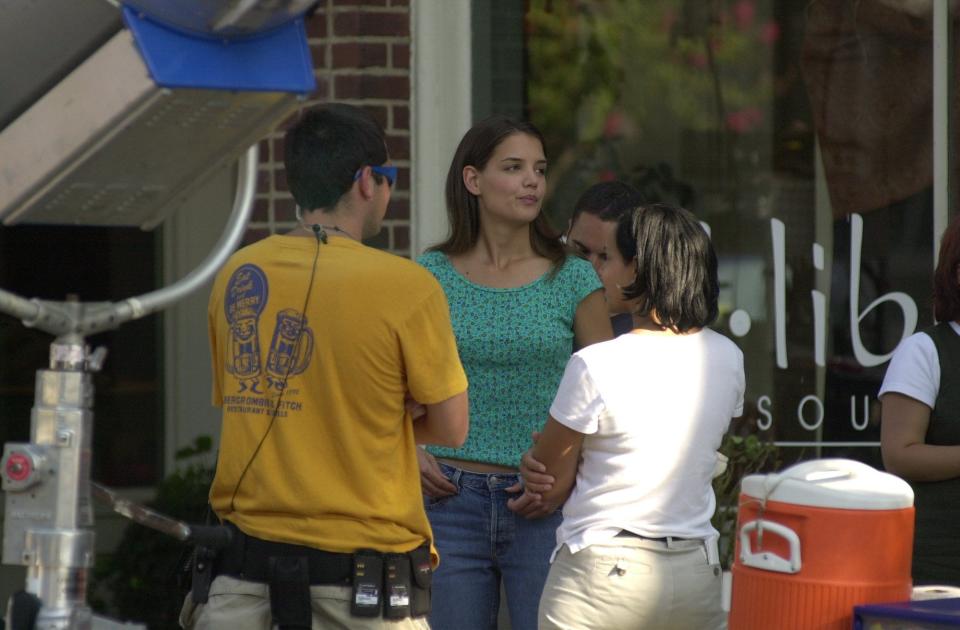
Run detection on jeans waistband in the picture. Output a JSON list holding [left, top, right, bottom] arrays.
[[437, 462, 521, 491]]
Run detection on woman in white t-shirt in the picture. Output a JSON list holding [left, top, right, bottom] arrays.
[[509, 203, 745, 630], [880, 213, 960, 585]]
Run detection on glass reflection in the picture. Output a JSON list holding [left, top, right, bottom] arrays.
[[515, 0, 945, 464]]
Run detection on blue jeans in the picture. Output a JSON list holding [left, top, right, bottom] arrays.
[[425, 462, 562, 630]]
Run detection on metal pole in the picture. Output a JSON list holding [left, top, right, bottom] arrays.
[[933, 0, 950, 266]]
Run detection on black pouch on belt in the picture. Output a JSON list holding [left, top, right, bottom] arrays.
[[409, 545, 433, 617], [267, 555, 311, 630], [190, 545, 218, 604], [383, 553, 411, 619]]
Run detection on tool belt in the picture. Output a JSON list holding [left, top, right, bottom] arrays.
[[191, 522, 432, 628]]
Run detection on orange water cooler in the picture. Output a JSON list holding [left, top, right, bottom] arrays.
[[728, 459, 914, 630]]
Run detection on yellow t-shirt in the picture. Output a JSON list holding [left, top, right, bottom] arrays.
[[207, 234, 467, 559]]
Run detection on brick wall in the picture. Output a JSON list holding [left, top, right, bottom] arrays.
[[246, 0, 412, 256]]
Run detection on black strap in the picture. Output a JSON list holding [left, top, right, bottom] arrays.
[[191, 545, 218, 604], [8, 590, 41, 630], [268, 556, 312, 630], [215, 522, 352, 585]]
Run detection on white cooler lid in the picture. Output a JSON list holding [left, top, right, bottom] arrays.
[[741, 458, 914, 510]]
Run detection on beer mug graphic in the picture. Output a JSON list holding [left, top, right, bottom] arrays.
[[266, 308, 313, 382]]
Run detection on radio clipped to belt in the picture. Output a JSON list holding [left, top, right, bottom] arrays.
[[350, 550, 383, 617], [351, 545, 432, 620], [409, 546, 432, 617]]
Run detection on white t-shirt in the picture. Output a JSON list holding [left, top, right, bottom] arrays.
[[878, 321, 960, 408], [549, 328, 745, 558]]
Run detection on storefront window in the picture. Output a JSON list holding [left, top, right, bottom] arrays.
[[478, 0, 956, 464]]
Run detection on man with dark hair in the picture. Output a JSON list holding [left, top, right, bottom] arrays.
[[565, 181, 645, 336], [181, 103, 469, 629]]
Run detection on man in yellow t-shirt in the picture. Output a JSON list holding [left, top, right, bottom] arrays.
[[180, 104, 468, 630]]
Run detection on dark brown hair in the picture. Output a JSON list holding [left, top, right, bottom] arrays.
[[620, 203, 719, 333], [571, 180, 645, 226], [934, 213, 960, 322], [430, 116, 564, 268]]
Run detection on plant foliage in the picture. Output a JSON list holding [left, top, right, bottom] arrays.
[[711, 433, 782, 568], [90, 436, 215, 629]]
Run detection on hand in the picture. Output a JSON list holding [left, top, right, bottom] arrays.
[[405, 394, 427, 420], [416, 447, 457, 498], [506, 488, 558, 520], [519, 447, 555, 494]]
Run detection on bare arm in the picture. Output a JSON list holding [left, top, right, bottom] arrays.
[[573, 290, 613, 350], [881, 392, 960, 481], [413, 391, 469, 448], [508, 417, 584, 518], [531, 417, 584, 505], [406, 395, 461, 498]]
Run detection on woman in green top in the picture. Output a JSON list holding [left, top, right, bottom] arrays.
[[417, 116, 612, 630]]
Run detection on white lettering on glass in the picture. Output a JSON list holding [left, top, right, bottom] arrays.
[[757, 395, 773, 431], [850, 395, 870, 431], [797, 395, 824, 431], [747, 214, 920, 433], [771, 218, 788, 368], [848, 213, 918, 367]]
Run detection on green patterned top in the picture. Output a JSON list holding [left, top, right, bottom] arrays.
[[417, 251, 602, 467]]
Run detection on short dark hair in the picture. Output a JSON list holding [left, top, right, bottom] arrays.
[[284, 104, 388, 211], [620, 203, 719, 332], [934, 213, 960, 321], [571, 181, 645, 226], [432, 116, 565, 268]]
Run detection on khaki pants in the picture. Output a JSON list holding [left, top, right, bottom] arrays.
[[538, 537, 726, 630], [180, 575, 431, 630]]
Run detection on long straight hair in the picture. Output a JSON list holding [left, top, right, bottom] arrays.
[[430, 116, 565, 268]]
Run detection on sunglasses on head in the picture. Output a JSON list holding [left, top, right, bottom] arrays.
[[354, 165, 397, 187]]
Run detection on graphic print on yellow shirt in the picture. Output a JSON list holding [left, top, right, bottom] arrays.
[[223, 264, 315, 411]]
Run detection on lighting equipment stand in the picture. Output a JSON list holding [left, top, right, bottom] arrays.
[[0, 147, 258, 629]]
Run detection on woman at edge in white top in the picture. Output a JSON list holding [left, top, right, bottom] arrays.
[[509, 204, 745, 629], [880, 212, 960, 585]]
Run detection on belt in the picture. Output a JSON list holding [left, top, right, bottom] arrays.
[[216, 522, 352, 585], [616, 530, 689, 542]]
